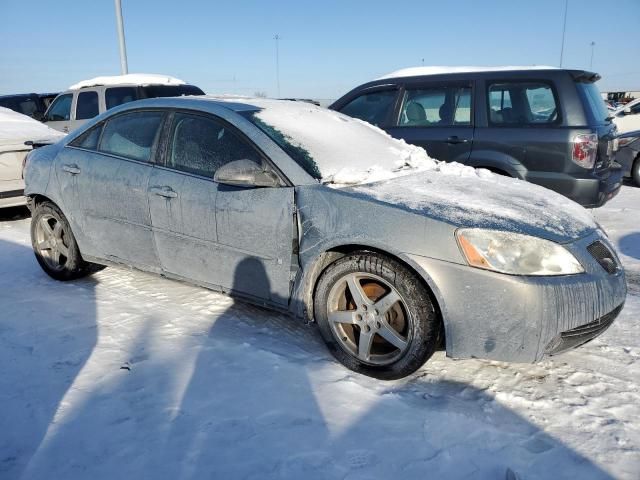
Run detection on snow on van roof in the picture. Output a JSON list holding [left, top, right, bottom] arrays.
[[377, 65, 559, 80], [0, 107, 64, 152], [69, 74, 186, 90]]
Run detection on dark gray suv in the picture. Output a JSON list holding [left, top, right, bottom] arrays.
[[331, 67, 622, 207]]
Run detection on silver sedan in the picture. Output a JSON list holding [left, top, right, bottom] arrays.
[[24, 97, 627, 379]]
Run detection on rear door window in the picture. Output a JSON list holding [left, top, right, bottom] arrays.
[[168, 112, 263, 178], [99, 111, 164, 162], [75, 91, 100, 120], [338, 90, 397, 126], [488, 82, 559, 125], [45, 94, 73, 121], [397, 86, 471, 126], [105, 87, 138, 109], [70, 124, 103, 150]]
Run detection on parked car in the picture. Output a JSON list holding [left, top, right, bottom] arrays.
[[43, 74, 204, 133], [0, 93, 59, 121], [24, 98, 626, 379], [616, 130, 640, 186], [612, 98, 640, 134], [0, 107, 63, 208], [330, 66, 622, 208]]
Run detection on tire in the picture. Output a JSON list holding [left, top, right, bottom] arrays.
[[632, 156, 640, 187], [30, 201, 104, 281], [314, 251, 441, 380]]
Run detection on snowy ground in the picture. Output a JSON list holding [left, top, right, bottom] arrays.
[[1, 186, 639, 480]]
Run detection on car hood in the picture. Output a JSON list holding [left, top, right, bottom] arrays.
[[343, 167, 598, 244]]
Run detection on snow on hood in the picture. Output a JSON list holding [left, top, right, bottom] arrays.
[[238, 98, 439, 183], [346, 165, 598, 242], [0, 107, 65, 152], [69, 74, 186, 90]]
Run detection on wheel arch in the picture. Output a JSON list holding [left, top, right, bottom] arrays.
[[301, 243, 447, 349]]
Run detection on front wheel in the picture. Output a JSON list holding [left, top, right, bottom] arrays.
[[632, 156, 640, 187], [30, 201, 104, 281], [314, 252, 441, 380]]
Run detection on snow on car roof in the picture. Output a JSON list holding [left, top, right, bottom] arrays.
[[0, 107, 64, 152], [69, 74, 186, 90], [377, 65, 559, 80]]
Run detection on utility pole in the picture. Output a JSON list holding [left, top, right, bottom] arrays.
[[114, 0, 129, 74], [274, 34, 281, 98], [589, 41, 595, 69], [559, 0, 568, 67]]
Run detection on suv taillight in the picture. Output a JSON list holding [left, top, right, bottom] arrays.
[[572, 134, 598, 169]]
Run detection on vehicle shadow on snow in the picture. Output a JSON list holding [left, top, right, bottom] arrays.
[[154, 259, 615, 480], [618, 232, 640, 261], [0, 238, 98, 479], [8, 255, 616, 479]]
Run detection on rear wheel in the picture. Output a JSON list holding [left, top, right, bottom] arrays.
[[314, 251, 441, 380], [31, 201, 104, 280]]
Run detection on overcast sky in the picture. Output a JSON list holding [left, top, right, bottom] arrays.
[[1, 0, 639, 99]]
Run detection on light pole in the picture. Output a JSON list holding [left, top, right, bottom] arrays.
[[559, 0, 568, 67], [589, 41, 595, 69], [114, 0, 128, 74], [274, 34, 281, 98]]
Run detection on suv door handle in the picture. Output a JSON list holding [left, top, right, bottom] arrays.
[[150, 186, 178, 198], [63, 126, 69, 133], [446, 136, 469, 145], [62, 164, 81, 175]]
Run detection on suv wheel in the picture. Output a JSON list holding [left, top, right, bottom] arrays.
[[314, 251, 441, 380], [31, 201, 104, 280]]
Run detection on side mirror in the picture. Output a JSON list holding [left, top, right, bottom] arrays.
[[32, 112, 45, 122], [624, 107, 632, 115], [214, 159, 281, 188]]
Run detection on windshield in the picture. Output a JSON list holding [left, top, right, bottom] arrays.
[[576, 82, 609, 124], [141, 84, 205, 99], [239, 99, 436, 185]]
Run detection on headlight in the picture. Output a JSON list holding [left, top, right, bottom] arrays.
[[456, 229, 584, 276]]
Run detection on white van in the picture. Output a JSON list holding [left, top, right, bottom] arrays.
[[43, 74, 204, 133]]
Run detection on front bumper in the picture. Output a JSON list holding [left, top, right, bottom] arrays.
[[405, 231, 627, 363]]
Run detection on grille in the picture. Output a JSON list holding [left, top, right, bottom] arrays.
[[545, 304, 623, 355], [587, 241, 618, 274]]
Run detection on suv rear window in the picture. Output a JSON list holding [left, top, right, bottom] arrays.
[[397, 86, 471, 126], [576, 82, 609, 124], [338, 90, 397, 127], [488, 82, 559, 125]]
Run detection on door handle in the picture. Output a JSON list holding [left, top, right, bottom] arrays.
[[150, 186, 178, 198], [446, 136, 469, 145], [63, 126, 69, 133], [62, 164, 81, 175]]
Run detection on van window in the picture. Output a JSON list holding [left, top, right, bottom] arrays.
[[488, 82, 558, 125], [397, 86, 471, 126], [338, 90, 397, 126], [45, 94, 73, 122], [99, 111, 164, 162], [75, 91, 99, 120], [105, 87, 138, 109]]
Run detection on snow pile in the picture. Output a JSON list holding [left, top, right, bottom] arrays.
[[0, 107, 65, 152], [69, 74, 186, 90], [378, 65, 559, 80]]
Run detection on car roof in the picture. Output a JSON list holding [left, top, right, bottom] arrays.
[[111, 95, 264, 114]]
